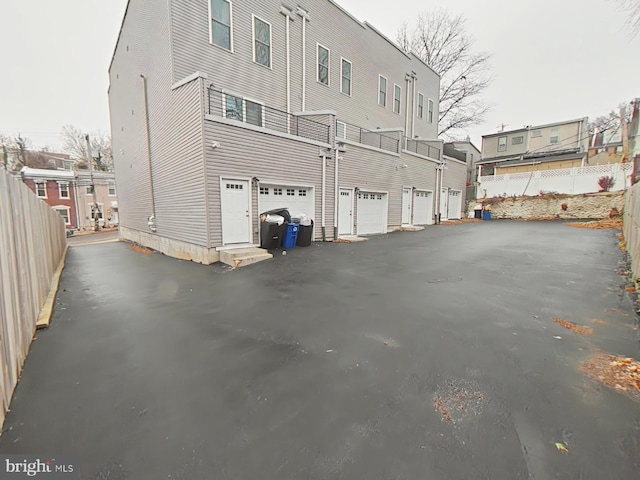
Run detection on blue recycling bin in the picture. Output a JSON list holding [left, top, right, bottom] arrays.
[[482, 210, 491, 220], [282, 223, 300, 249]]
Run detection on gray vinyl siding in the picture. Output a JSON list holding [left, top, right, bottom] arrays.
[[339, 144, 438, 228], [171, 0, 287, 110], [109, 0, 208, 245], [443, 158, 468, 216], [205, 119, 334, 246]]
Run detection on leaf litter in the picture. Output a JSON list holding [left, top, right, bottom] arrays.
[[552, 317, 594, 336], [565, 218, 622, 230], [580, 351, 640, 402], [433, 377, 486, 426]]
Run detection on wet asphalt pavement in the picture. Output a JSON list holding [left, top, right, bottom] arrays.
[[1, 221, 639, 479]]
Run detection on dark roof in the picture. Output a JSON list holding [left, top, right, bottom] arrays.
[[478, 150, 585, 168]]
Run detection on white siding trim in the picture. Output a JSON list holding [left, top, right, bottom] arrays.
[[219, 176, 253, 246], [260, 180, 316, 188], [340, 57, 352, 97], [357, 188, 389, 194], [393, 84, 401, 114], [171, 71, 208, 90], [57, 181, 70, 199], [252, 14, 273, 69], [417, 92, 424, 119], [401, 149, 441, 164], [342, 138, 400, 157], [205, 114, 331, 148], [442, 155, 467, 166], [208, 0, 234, 52], [35, 180, 47, 199], [378, 75, 387, 107]]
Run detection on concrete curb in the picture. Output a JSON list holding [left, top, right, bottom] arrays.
[[36, 246, 68, 330]]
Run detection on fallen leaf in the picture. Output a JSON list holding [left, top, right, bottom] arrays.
[[591, 319, 608, 325], [552, 317, 594, 335], [553, 336, 563, 340], [555, 442, 569, 453], [326, 349, 334, 353]]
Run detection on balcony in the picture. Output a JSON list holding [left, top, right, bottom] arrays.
[[337, 121, 400, 154], [403, 137, 441, 160], [208, 87, 331, 145]]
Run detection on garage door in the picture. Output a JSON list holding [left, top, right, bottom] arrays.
[[357, 192, 387, 235], [259, 184, 314, 218], [413, 190, 433, 225], [448, 190, 462, 220]]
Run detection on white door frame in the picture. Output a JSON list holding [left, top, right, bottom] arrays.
[[401, 186, 413, 225], [220, 176, 253, 245], [356, 189, 389, 235], [440, 186, 449, 221], [448, 189, 462, 220], [257, 182, 316, 218], [413, 189, 434, 225], [338, 187, 355, 235]]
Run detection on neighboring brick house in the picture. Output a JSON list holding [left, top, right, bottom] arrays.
[[20, 167, 78, 229]]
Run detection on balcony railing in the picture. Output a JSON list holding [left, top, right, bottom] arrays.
[[208, 87, 330, 145], [443, 144, 467, 162], [404, 137, 441, 160], [337, 122, 400, 154]]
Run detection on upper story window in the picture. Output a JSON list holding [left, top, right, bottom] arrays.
[[512, 136, 524, 145], [393, 85, 401, 114], [498, 136, 507, 152], [210, 0, 232, 50], [54, 207, 70, 225], [428, 99, 434, 123], [223, 93, 264, 127], [58, 182, 69, 199], [35, 181, 47, 199], [253, 15, 271, 68], [336, 121, 346, 139], [86, 185, 94, 195], [417, 93, 424, 119], [531, 129, 542, 138], [317, 44, 329, 86], [378, 75, 387, 107], [550, 128, 559, 144], [108, 181, 116, 196], [341, 58, 352, 96]]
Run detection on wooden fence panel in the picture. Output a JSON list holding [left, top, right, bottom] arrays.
[[0, 169, 66, 429]]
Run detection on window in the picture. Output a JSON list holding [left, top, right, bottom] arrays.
[[317, 44, 329, 86], [286, 189, 295, 196], [224, 94, 243, 121], [86, 185, 94, 195], [210, 0, 232, 50], [393, 84, 401, 114], [273, 188, 283, 195], [245, 100, 263, 127], [417, 93, 424, 119], [226, 183, 243, 190], [58, 182, 69, 199], [550, 128, 559, 144], [532, 129, 542, 138], [428, 99, 434, 123], [378, 75, 387, 107], [253, 16, 271, 68], [108, 181, 116, 196], [35, 181, 47, 199], [54, 207, 70, 225], [512, 136, 524, 145], [260, 187, 269, 195], [341, 58, 351, 96], [298, 190, 307, 196], [336, 121, 346, 139], [89, 204, 103, 221], [498, 136, 507, 152]]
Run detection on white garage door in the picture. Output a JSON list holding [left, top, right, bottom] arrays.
[[357, 192, 387, 235], [448, 189, 462, 220], [259, 184, 314, 218], [413, 190, 433, 225]]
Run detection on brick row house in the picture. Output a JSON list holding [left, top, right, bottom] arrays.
[[108, 0, 468, 264], [20, 167, 119, 231]]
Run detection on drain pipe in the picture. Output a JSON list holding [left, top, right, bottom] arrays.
[[321, 153, 327, 241], [334, 153, 339, 239], [140, 74, 156, 231], [404, 74, 411, 138], [410, 72, 417, 138], [297, 7, 309, 111], [281, 7, 292, 114]]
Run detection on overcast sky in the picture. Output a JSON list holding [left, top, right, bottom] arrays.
[[0, 0, 638, 152]]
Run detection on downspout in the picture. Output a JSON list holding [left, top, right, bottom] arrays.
[[297, 7, 309, 112], [280, 7, 292, 114], [411, 72, 417, 138], [404, 74, 411, 142], [578, 117, 585, 166], [72, 179, 81, 230], [140, 74, 157, 230], [334, 153, 339, 239], [321, 154, 326, 241]]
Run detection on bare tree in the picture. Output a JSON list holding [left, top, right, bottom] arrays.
[[60, 125, 113, 171], [611, 0, 640, 35], [588, 101, 632, 140], [397, 9, 492, 140]]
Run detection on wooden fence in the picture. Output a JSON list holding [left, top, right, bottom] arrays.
[[0, 169, 66, 429]]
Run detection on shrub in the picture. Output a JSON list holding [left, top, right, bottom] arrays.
[[598, 176, 615, 192]]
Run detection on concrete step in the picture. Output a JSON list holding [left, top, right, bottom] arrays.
[[400, 225, 425, 232], [336, 235, 368, 243], [220, 247, 273, 268]]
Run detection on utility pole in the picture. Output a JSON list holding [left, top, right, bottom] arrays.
[[85, 134, 100, 231]]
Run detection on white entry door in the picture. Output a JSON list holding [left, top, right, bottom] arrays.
[[357, 192, 388, 235], [221, 179, 251, 245], [413, 190, 433, 225], [338, 188, 354, 235], [448, 189, 462, 220], [440, 187, 449, 221], [402, 187, 413, 225]]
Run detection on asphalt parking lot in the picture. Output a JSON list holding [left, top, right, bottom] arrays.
[[1, 221, 639, 479]]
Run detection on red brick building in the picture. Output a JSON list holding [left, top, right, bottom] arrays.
[[21, 167, 78, 229]]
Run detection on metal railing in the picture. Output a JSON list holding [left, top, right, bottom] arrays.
[[338, 122, 400, 154], [403, 137, 441, 160], [208, 87, 330, 145], [443, 144, 467, 162]]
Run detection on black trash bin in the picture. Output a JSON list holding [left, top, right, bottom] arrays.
[[260, 221, 285, 249], [474, 209, 482, 219], [296, 220, 314, 247], [261, 208, 291, 223]]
